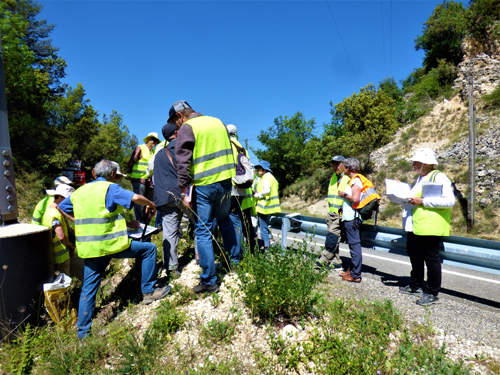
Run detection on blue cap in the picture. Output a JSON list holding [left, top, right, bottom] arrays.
[[162, 122, 177, 140], [168, 100, 191, 122], [255, 160, 272, 173]]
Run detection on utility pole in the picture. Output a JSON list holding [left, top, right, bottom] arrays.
[[467, 76, 476, 233], [245, 138, 248, 150], [0, 30, 18, 224]]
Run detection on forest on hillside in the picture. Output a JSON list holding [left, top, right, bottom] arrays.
[[1, 0, 499, 194]]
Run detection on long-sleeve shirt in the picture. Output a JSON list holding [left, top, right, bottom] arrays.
[[402, 172, 456, 232], [175, 112, 233, 189], [254, 173, 271, 198]]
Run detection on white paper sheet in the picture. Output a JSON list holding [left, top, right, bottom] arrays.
[[385, 179, 414, 206]]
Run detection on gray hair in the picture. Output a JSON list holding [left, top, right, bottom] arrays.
[[344, 157, 360, 173], [94, 159, 117, 178]]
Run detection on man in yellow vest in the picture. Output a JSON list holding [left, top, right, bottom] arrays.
[[254, 160, 281, 251], [59, 159, 170, 339], [400, 148, 455, 306], [315, 155, 350, 270], [31, 175, 74, 225], [227, 124, 257, 255], [170, 100, 237, 294], [128, 132, 160, 223]]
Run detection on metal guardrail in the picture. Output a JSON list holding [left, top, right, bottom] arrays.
[[270, 213, 500, 273]]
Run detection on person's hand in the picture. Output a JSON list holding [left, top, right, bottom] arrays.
[[145, 204, 156, 218], [338, 191, 345, 198], [182, 195, 192, 208], [127, 220, 140, 229], [406, 197, 424, 206]]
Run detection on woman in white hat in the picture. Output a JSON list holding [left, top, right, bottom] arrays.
[[400, 148, 455, 306]]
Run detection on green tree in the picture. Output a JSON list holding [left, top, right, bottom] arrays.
[[466, 0, 500, 54], [415, 0, 468, 70], [83, 111, 138, 171], [325, 84, 398, 166], [252, 112, 316, 188]]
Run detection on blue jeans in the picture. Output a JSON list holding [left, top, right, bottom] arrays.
[[77, 240, 157, 339], [344, 218, 362, 279], [259, 214, 271, 248], [193, 180, 237, 285]]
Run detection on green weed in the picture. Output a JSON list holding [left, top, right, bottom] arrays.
[[236, 242, 327, 321], [199, 318, 236, 347]]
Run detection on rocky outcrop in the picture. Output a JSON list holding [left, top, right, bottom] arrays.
[[453, 53, 500, 100]]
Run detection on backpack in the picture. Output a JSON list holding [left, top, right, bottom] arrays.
[[231, 140, 254, 189]]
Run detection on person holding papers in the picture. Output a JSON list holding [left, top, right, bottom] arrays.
[[399, 148, 455, 306]]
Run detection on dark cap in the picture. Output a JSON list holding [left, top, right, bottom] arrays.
[[168, 100, 191, 122], [330, 155, 345, 162], [162, 122, 177, 140]]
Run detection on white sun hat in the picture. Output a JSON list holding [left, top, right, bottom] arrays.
[[409, 148, 439, 165], [46, 184, 75, 198]]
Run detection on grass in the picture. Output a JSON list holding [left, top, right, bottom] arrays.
[[1, 239, 497, 374]]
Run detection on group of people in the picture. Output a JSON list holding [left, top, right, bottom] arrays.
[[315, 148, 455, 307], [33, 99, 455, 340], [32, 100, 284, 338]]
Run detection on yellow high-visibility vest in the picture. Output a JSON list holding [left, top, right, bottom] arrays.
[[412, 170, 452, 236], [42, 206, 70, 264], [31, 196, 54, 225], [256, 173, 281, 215], [130, 144, 152, 179], [71, 181, 131, 258], [327, 174, 350, 214], [186, 116, 236, 186]]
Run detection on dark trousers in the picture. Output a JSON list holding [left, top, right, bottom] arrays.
[[344, 218, 362, 279], [407, 232, 442, 296], [230, 196, 257, 254]]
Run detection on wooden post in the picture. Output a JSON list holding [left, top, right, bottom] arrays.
[[467, 76, 476, 232]]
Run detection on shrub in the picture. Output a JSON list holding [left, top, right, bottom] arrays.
[[483, 83, 500, 108], [236, 242, 327, 320]]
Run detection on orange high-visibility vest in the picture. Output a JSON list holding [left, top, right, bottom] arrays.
[[349, 174, 380, 209]]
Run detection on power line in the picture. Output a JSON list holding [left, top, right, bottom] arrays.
[[325, 1, 360, 89], [381, 0, 386, 77], [389, 0, 392, 76]]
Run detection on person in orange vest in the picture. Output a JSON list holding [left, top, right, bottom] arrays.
[[338, 157, 380, 283]]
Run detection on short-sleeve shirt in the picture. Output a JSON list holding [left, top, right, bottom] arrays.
[[59, 177, 135, 214], [342, 177, 363, 222]]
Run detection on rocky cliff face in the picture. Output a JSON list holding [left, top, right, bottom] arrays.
[[371, 51, 500, 213]]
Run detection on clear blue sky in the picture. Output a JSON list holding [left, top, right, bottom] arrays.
[[38, 0, 443, 163]]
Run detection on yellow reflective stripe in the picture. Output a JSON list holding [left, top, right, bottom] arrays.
[[75, 214, 125, 225], [192, 148, 233, 165], [192, 162, 236, 181], [76, 230, 129, 243]]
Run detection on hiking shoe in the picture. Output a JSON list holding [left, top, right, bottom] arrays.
[[342, 274, 361, 283], [399, 285, 423, 297], [192, 282, 219, 294], [143, 285, 171, 305], [332, 263, 343, 270], [416, 293, 440, 306]]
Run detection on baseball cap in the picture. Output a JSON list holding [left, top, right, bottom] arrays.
[[54, 175, 73, 186], [409, 148, 439, 165], [162, 123, 177, 140], [46, 184, 75, 198], [168, 100, 191, 123], [110, 161, 127, 177], [330, 155, 345, 163], [226, 124, 238, 136]]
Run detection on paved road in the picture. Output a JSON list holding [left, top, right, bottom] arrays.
[[271, 228, 500, 312]]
